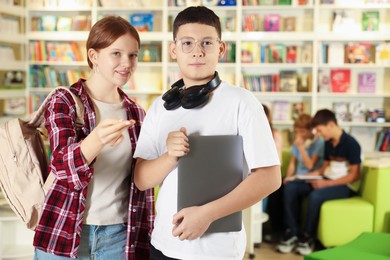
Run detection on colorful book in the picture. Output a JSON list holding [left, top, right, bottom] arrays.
[[241, 42, 262, 63], [291, 102, 304, 120], [349, 102, 366, 122], [298, 72, 311, 92], [362, 11, 379, 31], [3, 71, 24, 89], [345, 43, 374, 64], [71, 15, 91, 31], [56, 16, 72, 31], [139, 44, 161, 62], [333, 102, 350, 122], [268, 44, 286, 63], [278, 0, 292, 5], [375, 43, 390, 65], [282, 17, 296, 31], [300, 44, 312, 63], [279, 71, 297, 92], [375, 131, 386, 151], [41, 16, 57, 31], [130, 13, 154, 32], [380, 131, 390, 151], [357, 72, 376, 93], [318, 70, 331, 93], [272, 100, 290, 121], [367, 109, 386, 123], [286, 46, 297, 63], [264, 14, 280, 31], [330, 69, 350, 93]]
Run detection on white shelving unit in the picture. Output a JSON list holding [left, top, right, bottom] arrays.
[[23, 1, 390, 149], [0, 1, 27, 119], [1, 3, 33, 258], [243, 200, 269, 259], [0, 194, 34, 260]]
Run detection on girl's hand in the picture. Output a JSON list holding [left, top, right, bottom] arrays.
[[93, 119, 135, 147]]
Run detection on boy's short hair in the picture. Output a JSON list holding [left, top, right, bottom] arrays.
[[311, 109, 338, 127], [294, 114, 312, 129], [172, 6, 222, 40]]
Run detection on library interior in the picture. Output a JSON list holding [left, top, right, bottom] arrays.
[[0, 0, 389, 259]]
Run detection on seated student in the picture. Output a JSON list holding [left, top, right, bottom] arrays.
[[283, 113, 324, 183], [277, 109, 361, 256], [265, 114, 322, 243], [277, 114, 324, 253]]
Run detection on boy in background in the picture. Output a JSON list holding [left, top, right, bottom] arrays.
[[279, 109, 361, 256], [133, 6, 281, 260]]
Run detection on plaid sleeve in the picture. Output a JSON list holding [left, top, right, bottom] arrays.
[[45, 89, 92, 191]]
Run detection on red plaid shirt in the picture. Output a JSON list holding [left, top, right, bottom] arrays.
[[33, 79, 154, 259]]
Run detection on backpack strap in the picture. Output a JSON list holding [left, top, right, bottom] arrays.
[[28, 87, 84, 129]]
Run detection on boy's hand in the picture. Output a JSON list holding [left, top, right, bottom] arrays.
[[172, 206, 211, 240], [307, 179, 329, 190], [93, 119, 135, 147], [166, 127, 190, 162]]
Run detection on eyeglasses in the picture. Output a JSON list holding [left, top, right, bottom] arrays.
[[175, 37, 221, 53]]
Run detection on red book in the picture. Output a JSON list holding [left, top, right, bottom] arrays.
[[330, 69, 350, 93]]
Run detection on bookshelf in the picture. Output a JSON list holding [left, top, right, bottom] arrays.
[[21, 0, 390, 155], [314, 0, 390, 155], [0, 0, 27, 123]]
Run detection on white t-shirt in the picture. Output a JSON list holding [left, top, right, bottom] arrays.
[[133, 81, 280, 260]]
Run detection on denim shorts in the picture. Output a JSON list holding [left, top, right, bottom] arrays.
[[35, 223, 127, 259]]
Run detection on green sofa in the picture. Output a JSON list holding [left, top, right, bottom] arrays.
[[317, 160, 390, 247], [305, 232, 390, 260]]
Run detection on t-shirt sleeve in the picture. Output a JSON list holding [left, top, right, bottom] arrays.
[[238, 91, 280, 170], [292, 145, 299, 157], [133, 98, 160, 160], [312, 137, 325, 157], [347, 138, 362, 165]]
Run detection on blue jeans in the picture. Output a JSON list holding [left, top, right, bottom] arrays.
[[34, 223, 127, 259], [283, 180, 352, 237]]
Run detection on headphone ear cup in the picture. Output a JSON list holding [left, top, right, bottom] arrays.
[[181, 86, 210, 109], [162, 86, 182, 110]]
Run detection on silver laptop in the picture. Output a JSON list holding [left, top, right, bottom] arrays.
[[177, 135, 244, 233]]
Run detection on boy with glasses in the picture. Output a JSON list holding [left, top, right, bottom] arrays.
[[133, 6, 281, 260]]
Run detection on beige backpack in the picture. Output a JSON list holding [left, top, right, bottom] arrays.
[[0, 87, 84, 230]]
